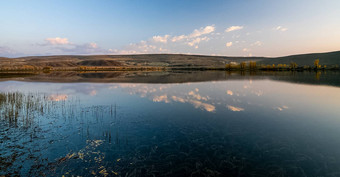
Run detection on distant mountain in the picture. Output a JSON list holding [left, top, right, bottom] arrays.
[[0, 51, 339, 69]]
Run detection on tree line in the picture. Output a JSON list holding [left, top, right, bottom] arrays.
[[225, 59, 339, 71]]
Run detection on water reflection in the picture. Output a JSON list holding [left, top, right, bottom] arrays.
[[226, 105, 244, 112], [110, 81, 268, 113], [48, 94, 68, 101], [1, 71, 340, 87], [1, 79, 340, 176]]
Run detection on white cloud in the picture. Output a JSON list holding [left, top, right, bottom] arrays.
[[110, 40, 163, 54], [187, 37, 209, 47], [37, 25, 216, 56], [89, 43, 98, 49], [275, 26, 288, 32], [112, 25, 215, 54], [225, 26, 244, 32], [45, 37, 70, 45], [40, 37, 103, 55], [189, 25, 215, 38], [111, 49, 137, 54], [152, 35, 170, 43], [171, 35, 186, 42], [232, 35, 240, 39], [159, 47, 168, 52], [251, 41, 262, 46], [0, 46, 20, 57], [52, 42, 107, 55], [15, 38, 111, 56], [243, 48, 250, 52], [226, 42, 233, 47], [171, 25, 215, 44]]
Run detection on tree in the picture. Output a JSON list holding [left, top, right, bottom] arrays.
[[314, 59, 320, 69], [266, 65, 272, 70], [249, 61, 256, 70], [225, 63, 232, 70], [240, 62, 246, 70], [290, 62, 298, 70]]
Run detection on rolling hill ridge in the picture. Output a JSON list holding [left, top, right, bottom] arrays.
[[0, 51, 339, 69]]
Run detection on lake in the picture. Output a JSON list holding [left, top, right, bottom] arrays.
[[1, 71, 340, 176]]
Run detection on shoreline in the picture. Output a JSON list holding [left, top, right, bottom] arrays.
[[0, 66, 339, 72]]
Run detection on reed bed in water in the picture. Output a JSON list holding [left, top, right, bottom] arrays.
[[0, 91, 121, 176], [0, 92, 72, 175]]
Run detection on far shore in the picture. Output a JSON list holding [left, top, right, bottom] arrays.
[[1, 51, 340, 72], [0, 65, 339, 72]]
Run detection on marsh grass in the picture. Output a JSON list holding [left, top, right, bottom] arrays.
[[0, 91, 123, 176]]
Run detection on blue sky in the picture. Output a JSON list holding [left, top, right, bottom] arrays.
[[1, 0, 340, 57]]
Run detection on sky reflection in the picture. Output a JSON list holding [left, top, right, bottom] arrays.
[[1, 80, 340, 116], [1, 79, 340, 176]]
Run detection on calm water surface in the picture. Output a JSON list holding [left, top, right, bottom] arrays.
[[1, 78, 340, 176]]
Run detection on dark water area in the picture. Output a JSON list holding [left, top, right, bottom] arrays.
[[1, 72, 340, 176], [1, 70, 340, 87]]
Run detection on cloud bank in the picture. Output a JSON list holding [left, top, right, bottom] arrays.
[[0, 24, 277, 57], [225, 26, 244, 32]]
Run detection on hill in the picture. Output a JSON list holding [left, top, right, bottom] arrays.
[[259, 51, 340, 67], [0, 51, 339, 70]]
